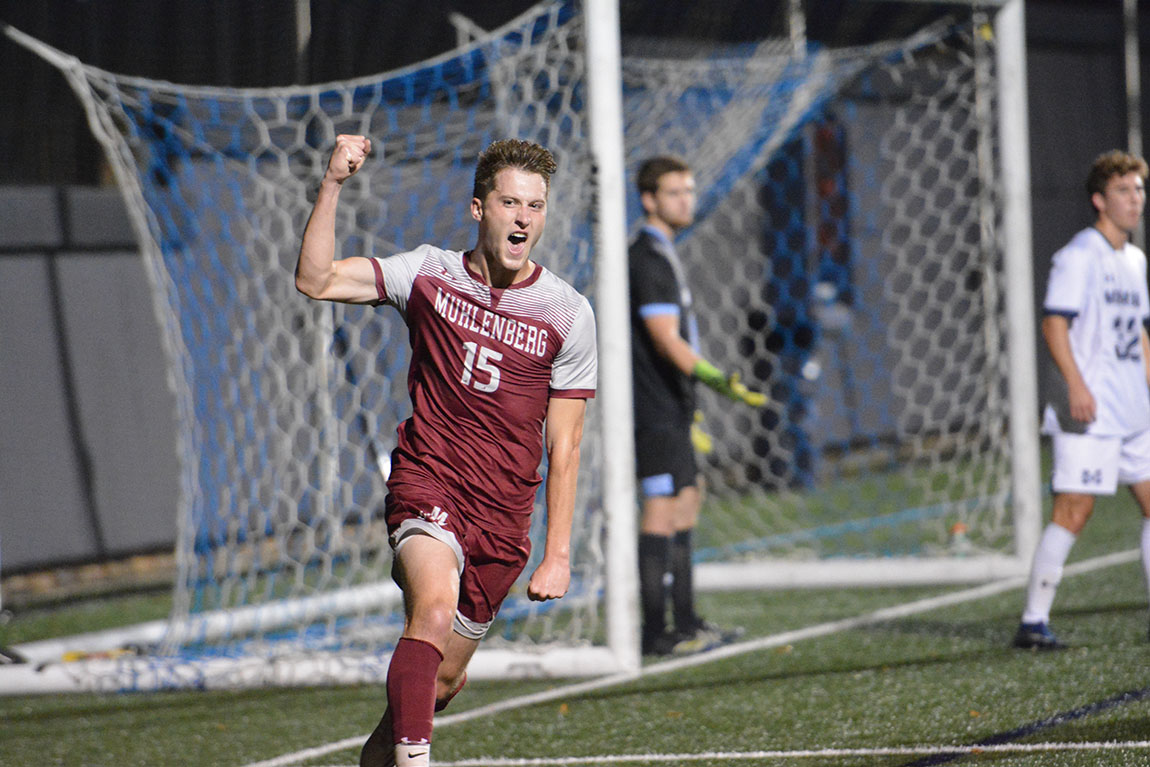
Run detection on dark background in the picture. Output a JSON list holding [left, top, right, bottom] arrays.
[[0, 0, 1139, 263], [0, 0, 1141, 573], [0, 0, 993, 184]]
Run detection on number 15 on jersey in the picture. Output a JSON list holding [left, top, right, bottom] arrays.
[[461, 341, 503, 393]]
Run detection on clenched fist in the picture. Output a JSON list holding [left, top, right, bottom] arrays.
[[325, 134, 372, 184]]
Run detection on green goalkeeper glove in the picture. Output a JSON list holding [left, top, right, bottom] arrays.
[[693, 359, 768, 407], [690, 410, 714, 455]]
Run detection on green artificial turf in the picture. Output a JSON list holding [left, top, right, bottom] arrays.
[[1, 493, 1147, 767]]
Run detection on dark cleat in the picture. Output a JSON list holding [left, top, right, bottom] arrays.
[[1012, 621, 1064, 650], [642, 632, 680, 657]]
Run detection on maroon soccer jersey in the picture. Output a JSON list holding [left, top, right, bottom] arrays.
[[369, 245, 597, 533]]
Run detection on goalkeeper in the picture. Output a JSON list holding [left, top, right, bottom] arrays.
[[629, 156, 766, 656]]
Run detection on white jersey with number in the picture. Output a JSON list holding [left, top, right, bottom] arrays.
[[1042, 227, 1150, 437]]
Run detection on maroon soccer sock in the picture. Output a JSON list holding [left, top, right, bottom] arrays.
[[387, 637, 444, 747]]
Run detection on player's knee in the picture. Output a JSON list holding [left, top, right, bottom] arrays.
[[1052, 495, 1094, 533], [408, 604, 457, 645], [640, 498, 676, 535]]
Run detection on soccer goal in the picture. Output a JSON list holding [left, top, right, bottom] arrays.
[[2, 0, 1038, 693]]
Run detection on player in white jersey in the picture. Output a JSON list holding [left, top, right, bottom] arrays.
[[296, 137, 596, 766], [1014, 150, 1150, 650]]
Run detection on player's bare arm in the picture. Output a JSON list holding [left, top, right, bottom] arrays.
[[1042, 314, 1096, 422], [295, 134, 379, 304], [1142, 326, 1150, 387], [645, 311, 766, 407], [643, 312, 700, 376], [527, 396, 586, 602]]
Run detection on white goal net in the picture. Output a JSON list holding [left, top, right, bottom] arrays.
[[3, 0, 1038, 693]]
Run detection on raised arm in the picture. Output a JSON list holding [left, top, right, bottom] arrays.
[[295, 134, 381, 304], [526, 396, 587, 602]]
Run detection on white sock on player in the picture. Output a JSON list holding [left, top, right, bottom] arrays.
[[1141, 517, 1150, 602], [1021, 523, 1077, 625], [395, 742, 430, 767]]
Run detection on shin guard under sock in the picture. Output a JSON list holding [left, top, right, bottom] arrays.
[[1021, 523, 1076, 624], [387, 637, 443, 748]]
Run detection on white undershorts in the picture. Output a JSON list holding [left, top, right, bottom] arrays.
[[1050, 427, 1150, 494]]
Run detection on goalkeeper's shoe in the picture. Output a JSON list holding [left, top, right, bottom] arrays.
[[1012, 621, 1063, 650], [671, 619, 745, 655], [642, 631, 680, 657], [692, 618, 746, 644]]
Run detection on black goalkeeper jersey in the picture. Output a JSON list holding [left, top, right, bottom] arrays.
[[629, 226, 698, 430]]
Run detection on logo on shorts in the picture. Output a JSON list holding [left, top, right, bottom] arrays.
[[422, 505, 449, 527]]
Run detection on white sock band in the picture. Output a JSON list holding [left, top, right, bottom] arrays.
[[1021, 522, 1077, 625], [395, 742, 431, 767]]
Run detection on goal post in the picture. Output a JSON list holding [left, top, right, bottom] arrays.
[[2, 0, 1040, 694], [997, 0, 1043, 570], [5, 1, 639, 692], [584, 0, 642, 673], [621, 1, 1041, 592]]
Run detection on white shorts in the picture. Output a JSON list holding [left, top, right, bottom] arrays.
[[1050, 428, 1150, 494]]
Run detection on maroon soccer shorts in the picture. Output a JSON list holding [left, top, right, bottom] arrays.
[[385, 480, 532, 640]]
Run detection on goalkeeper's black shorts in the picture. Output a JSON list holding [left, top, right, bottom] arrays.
[[635, 421, 698, 498]]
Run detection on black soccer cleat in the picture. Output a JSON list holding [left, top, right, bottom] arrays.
[[1012, 621, 1064, 650], [641, 632, 680, 657]]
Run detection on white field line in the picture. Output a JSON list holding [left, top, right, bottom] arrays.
[[240, 548, 1140, 767], [301, 740, 1150, 765]]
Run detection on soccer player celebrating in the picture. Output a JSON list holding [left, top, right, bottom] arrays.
[[296, 136, 596, 766], [628, 156, 765, 656], [1014, 150, 1150, 650]]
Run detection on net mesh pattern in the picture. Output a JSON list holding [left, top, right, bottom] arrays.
[[22, 2, 1017, 685]]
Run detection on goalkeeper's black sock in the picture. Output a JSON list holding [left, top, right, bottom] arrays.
[[670, 529, 699, 633], [639, 533, 671, 641]]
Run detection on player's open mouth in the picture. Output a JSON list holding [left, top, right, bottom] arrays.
[[507, 232, 528, 256]]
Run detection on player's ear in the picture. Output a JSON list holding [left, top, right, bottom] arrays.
[[639, 190, 656, 216], [471, 196, 484, 222], [1091, 190, 1105, 216]]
